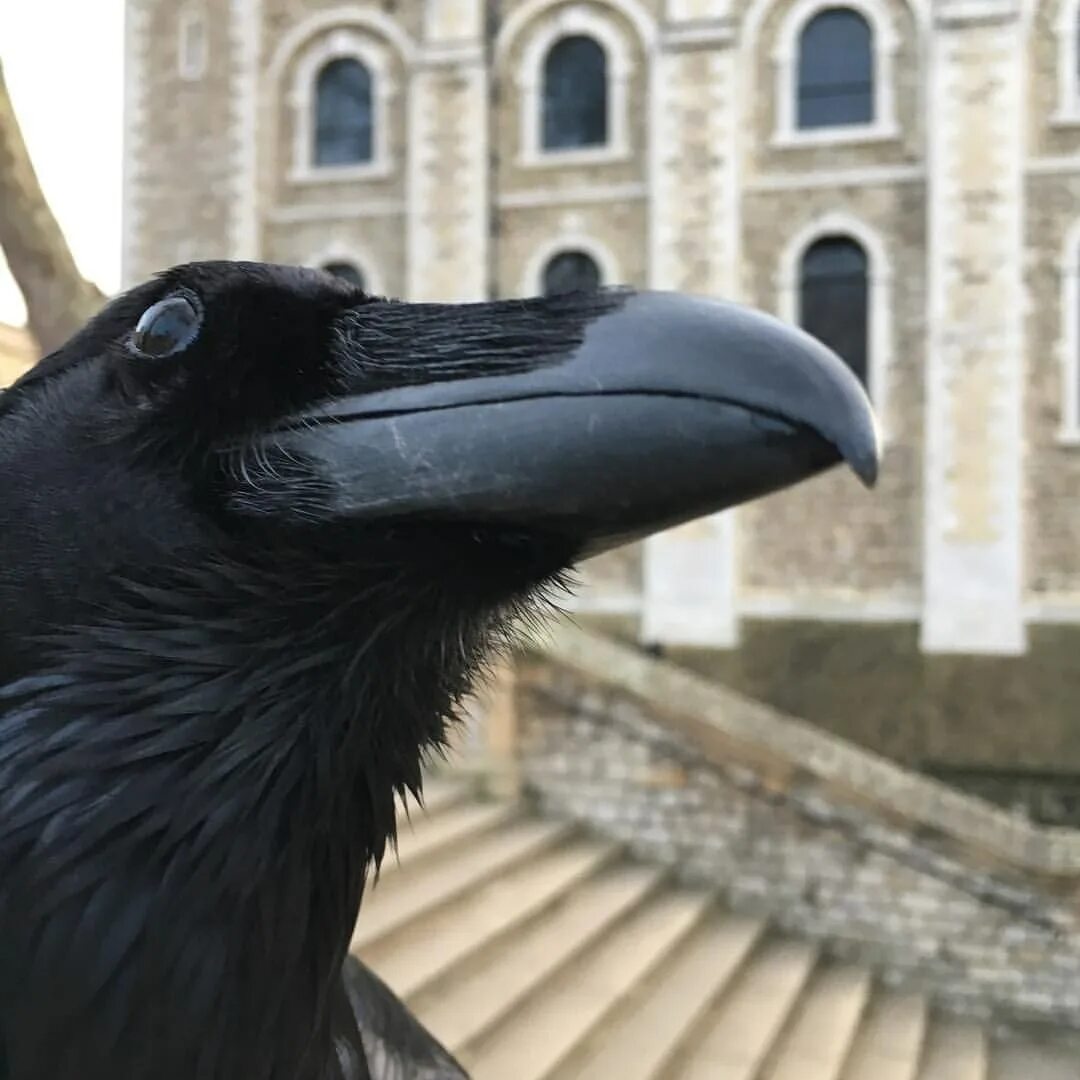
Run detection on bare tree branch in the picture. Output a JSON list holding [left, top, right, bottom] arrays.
[[0, 58, 106, 355]]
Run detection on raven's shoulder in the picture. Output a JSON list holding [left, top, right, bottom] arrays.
[[339, 956, 468, 1080]]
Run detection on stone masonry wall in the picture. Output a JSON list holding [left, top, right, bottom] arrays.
[[512, 627, 1080, 1029]]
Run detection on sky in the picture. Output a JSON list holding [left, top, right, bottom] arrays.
[[0, 1, 125, 325]]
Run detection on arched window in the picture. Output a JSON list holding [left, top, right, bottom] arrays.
[[542, 35, 608, 151], [797, 9, 874, 129], [322, 261, 365, 289], [542, 251, 603, 296], [799, 236, 869, 385], [314, 58, 373, 166]]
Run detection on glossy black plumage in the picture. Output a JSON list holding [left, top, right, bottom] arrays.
[[0, 264, 552, 1079], [0, 262, 878, 1080]]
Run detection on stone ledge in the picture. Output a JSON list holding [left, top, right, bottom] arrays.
[[528, 622, 1080, 880], [513, 635, 1080, 1027]]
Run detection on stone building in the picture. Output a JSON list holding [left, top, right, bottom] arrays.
[[123, 0, 1080, 813]]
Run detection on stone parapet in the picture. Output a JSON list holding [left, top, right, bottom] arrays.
[[506, 623, 1080, 1026]]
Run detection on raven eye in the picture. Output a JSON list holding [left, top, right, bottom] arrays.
[[132, 295, 202, 358]]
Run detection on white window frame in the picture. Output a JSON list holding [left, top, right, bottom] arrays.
[[778, 214, 893, 438], [288, 30, 395, 184], [522, 235, 620, 297], [1053, 0, 1080, 126], [771, 0, 899, 147], [1057, 220, 1080, 443], [178, 8, 208, 82], [515, 5, 635, 168], [308, 243, 384, 297]]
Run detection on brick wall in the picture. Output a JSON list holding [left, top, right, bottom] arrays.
[[503, 625, 1080, 1029]]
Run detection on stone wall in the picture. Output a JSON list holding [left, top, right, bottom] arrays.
[[1025, 169, 1080, 599], [125, 0, 1080, 654], [507, 625, 1080, 1028], [124, 0, 242, 281]]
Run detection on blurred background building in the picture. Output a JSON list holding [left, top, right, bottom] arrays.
[[0, 2, 1076, 1068], [121, 0, 1080, 822]]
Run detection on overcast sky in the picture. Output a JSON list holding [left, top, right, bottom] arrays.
[[1, 2, 125, 325]]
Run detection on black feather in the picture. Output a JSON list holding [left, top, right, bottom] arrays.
[[0, 263, 589, 1079]]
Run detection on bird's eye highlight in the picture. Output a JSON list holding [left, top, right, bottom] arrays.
[[132, 295, 202, 358]]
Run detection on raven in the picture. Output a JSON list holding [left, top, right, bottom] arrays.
[[0, 262, 878, 1080]]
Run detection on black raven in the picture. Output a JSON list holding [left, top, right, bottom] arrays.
[[0, 262, 878, 1080]]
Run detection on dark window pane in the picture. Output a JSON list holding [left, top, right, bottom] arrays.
[[315, 58, 373, 166], [797, 9, 874, 129], [323, 261, 365, 289], [799, 236, 869, 385], [542, 36, 608, 150], [542, 251, 602, 296]]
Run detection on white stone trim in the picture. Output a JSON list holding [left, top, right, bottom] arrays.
[[643, 44, 740, 651], [770, 0, 900, 146], [1027, 155, 1080, 175], [740, 591, 922, 621], [563, 591, 643, 615], [418, 42, 485, 67], [933, 0, 1019, 25], [178, 7, 208, 81], [287, 30, 396, 183], [749, 163, 925, 190], [267, 200, 405, 224], [521, 234, 621, 296], [921, 14, 1027, 655], [230, 0, 261, 260], [513, 5, 635, 168], [660, 19, 736, 49], [424, 0, 483, 44], [777, 213, 893, 437], [567, 589, 927, 623], [1023, 600, 1080, 626], [498, 182, 648, 208], [406, 58, 490, 302], [1052, 0, 1080, 125], [1026, 597, 1080, 622], [1057, 219, 1080, 443], [306, 242, 383, 296], [666, 0, 730, 20]]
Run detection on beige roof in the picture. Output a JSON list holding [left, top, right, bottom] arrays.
[[0, 322, 35, 387], [356, 779, 1077, 1080]]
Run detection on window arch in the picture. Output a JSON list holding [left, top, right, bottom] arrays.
[[542, 36, 608, 150], [542, 250, 603, 295], [768, 0, 898, 144], [284, 28, 397, 182], [797, 9, 874, 129], [322, 260, 365, 289], [798, 236, 870, 385], [314, 57, 373, 166], [513, 6, 636, 165]]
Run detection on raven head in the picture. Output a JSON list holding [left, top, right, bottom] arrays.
[[0, 255, 880, 869], [0, 262, 878, 1078], [0, 260, 878, 650]]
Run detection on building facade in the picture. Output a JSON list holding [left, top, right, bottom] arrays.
[[124, 0, 1080, 806]]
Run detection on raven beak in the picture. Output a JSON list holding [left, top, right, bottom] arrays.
[[265, 291, 880, 557]]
